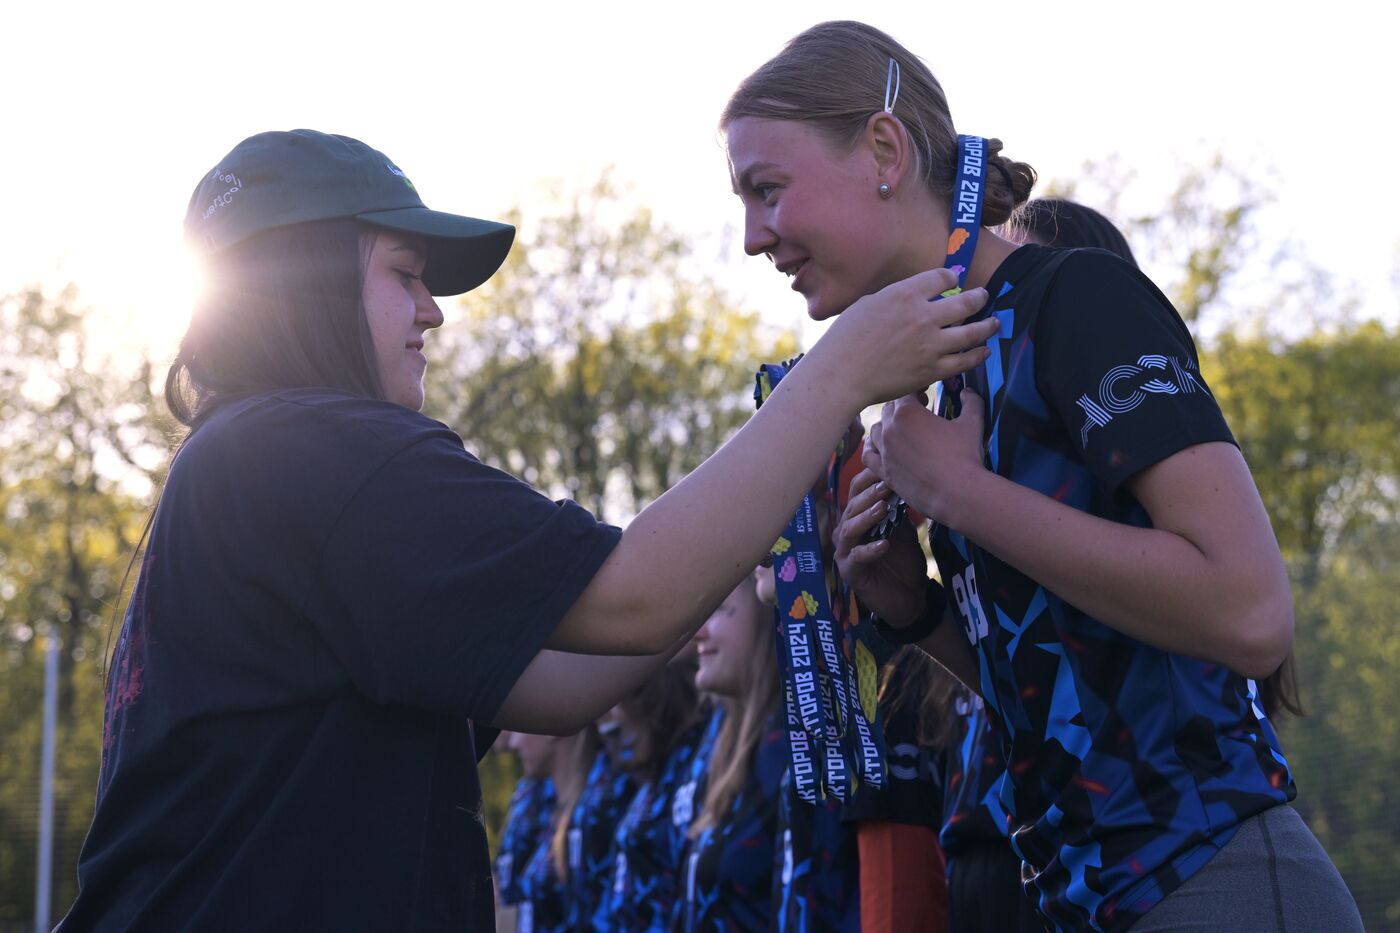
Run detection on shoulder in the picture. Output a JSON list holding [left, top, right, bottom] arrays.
[[177, 389, 469, 485], [1032, 248, 1195, 352], [168, 389, 475, 531], [191, 388, 458, 457], [1046, 248, 1176, 316]]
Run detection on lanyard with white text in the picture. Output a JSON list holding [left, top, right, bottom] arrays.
[[758, 358, 838, 801], [756, 358, 879, 801], [870, 134, 989, 539]]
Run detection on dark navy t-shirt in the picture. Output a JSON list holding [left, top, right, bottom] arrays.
[[929, 246, 1294, 932], [62, 389, 621, 932]]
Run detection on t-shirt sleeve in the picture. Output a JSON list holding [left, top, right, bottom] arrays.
[[312, 434, 622, 722], [1035, 249, 1236, 496]]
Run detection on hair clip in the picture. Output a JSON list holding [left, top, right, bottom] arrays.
[[884, 57, 901, 113]]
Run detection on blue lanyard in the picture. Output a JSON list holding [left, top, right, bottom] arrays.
[[755, 361, 885, 802], [870, 134, 989, 538]]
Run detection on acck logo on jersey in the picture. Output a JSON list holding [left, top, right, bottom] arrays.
[[1076, 354, 1208, 445]]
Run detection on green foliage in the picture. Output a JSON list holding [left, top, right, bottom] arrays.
[[1206, 322, 1400, 929], [424, 173, 799, 524], [0, 286, 168, 926], [478, 745, 522, 861]]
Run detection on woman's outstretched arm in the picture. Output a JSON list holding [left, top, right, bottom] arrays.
[[546, 269, 999, 656]]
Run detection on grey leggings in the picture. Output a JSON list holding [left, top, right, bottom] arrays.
[[1130, 805, 1363, 932]]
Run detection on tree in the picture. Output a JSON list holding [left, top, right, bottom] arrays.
[[1206, 319, 1400, 929], [424, 173, 799, 525], [0, 285, 169, 926]]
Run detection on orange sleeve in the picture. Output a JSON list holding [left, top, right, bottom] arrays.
[[858, 820, 948, 933]]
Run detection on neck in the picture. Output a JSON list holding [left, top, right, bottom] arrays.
[[892, 201, 1022, 294], [964, 228, 1020, 292]]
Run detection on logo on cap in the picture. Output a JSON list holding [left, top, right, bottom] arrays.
[[202, 169, 244, 221], [385, 162, 416, 191]]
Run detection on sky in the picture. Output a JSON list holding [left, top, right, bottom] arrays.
[[2, 0, 1397, 360]]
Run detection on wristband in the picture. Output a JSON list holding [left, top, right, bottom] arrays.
[[871, 578, 948, 645]]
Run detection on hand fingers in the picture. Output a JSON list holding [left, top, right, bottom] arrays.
[[834, 491, 894, 557], [845, 467, 883, 501], [937, 316, 1001, 352], [924, 283, 990, 325], [839, 539, 892, 568], [843, 475, 891, 520], [932, 346, 993, 382], [865, 420, 884, 458], [956, 389, 986, 427], [896, 266, 962, 299]]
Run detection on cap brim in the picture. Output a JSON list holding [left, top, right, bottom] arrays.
[[357, 207, 515, 296]]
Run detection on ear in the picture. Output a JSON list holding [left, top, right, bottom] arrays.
[[864, 111, 912, 189]]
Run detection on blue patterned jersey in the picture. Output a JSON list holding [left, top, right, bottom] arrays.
[[929, 245, 1295, 932], [679, 715, 788, 932], [939, 693, 1013, 856], [517, 827, 568, 933], [775, 769, 861, 932], [594, 715, 713, 931], [564, 750, 636, 929], [496, 777, 554, 906]]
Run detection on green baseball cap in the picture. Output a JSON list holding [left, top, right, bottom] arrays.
[[184, 129, 515, 296]]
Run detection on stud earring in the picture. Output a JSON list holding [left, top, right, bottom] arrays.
[[878, 183, 892, 199]]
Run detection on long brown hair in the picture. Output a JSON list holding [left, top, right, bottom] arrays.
[[109, 218, 388, 672], [548, 726, 601, 880], [878, 645, 962, 749], [689, 577, 779, 838], [721, 20, 1035, 228], [616, 658, 702, 783], [168, 218, 386, 431]]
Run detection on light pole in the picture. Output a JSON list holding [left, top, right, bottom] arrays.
[[35, 624, 59, 933]]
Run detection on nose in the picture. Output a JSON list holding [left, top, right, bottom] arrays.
[[418, 290, 444, 330], [694, 617, 714, 642], [743, 206, 777, 258]]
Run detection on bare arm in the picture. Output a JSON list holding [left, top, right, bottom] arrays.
[[875, 392, 1293, 678], [493, 635, 692, 734], [547, 270, 999, 655]]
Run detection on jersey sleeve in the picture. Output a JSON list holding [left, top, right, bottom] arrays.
[[1034, 249, 1236, 497], [313, 433, 621, 722]]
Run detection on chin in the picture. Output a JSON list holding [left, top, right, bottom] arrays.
[[805, 290, 852, 322]]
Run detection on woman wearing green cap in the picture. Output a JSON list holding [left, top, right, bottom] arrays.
[[58, 129, 999, 931]]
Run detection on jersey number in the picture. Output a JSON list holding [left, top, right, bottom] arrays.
[[951, 565, 989, 645]]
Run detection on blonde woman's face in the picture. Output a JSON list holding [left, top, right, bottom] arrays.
[[727, 117, 907, 322], [362, 230, 443, 410], [695, 579, 767, 698]]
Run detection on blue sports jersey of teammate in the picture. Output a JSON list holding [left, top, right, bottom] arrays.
[[774, 768, 861, 932], [939, 693, 1012, 857], [496, 777, 554, 907], [517, 826, 568, 933], [564, 749, 636, 929], [678, 713, 788, 932], [594, 714, 714, 931], [929, 245, 1295, 932]]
